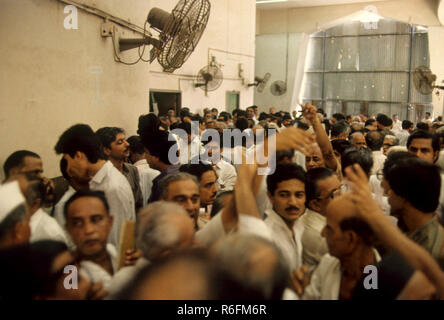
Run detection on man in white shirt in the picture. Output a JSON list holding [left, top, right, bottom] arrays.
[[392, 114, 402, 133], [300, 168, 342, 268], [365, 130, 386, 176], [395, 120, 414, 147], [127, 135, 160, 206], [55, 124, 136, 247], [291, 195, 380, 300]]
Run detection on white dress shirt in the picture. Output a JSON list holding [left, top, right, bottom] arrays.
[[371, 150, 386, 176], [195, 211, 226, 247], [395, 130, 410, 147], [80, 243, 118, 291], [30, 208, 70, 246], [133, 159, 160, 206], [300, 209, 328, 268], [178, 136, 203, 164], [213, 159, 237, 191], [107, 257, 150, 297], [89, 161, 136, 247], [238, 209, 304, 271], [302, 250, 381, 300], [53, 186, 76, 228]]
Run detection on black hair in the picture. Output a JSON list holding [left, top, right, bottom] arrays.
[[376, 114, 393, 127], [54, 124, 103, 164], [365, 119, 376, 127], [0, 203, 27, 243], [339, 216, 375, 246], [266, 163, 306, 195], [402, 120, 413, 130], [59, 157, 70, 181], [3, 150, 41, 179], [276, 149, 295, 163], [407, 130, 440, 153], [180, 109, 191, 121], [382, 151, 417, 180], [331, 120, 350, 138], [95, 127, 125, 150], [127, 135, 146, 155], [64, 189, 110, 219], [331, 139, 353, 157], [258, 112, 269, 121], [179, 162, 215, 182], [416, 122, 429, 131], [341, 147, 373, 177], [235, 118, 249, 131], [210, 191, 233, 218], [365, 130, 384, 151], [332, 113, 345, 122], [305, 167, 336, 205]]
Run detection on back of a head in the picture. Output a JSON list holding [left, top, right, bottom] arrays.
[[402, 120, 413, 130], [305, 167, 335, 204], [213, 234, 289, 300], [376, 114, 393, 127], [331, 139, 352, 157], [416, 122, 429, 131], [54, 124, 103, 164], [332, 113, 345, 122], [0, 181, 28, 245], [386, 158, 441, 213], [341, 147, 373, 177], [3, 150, 40, 179], [127, 135, 145, 155], [266, 163, 306, 195], [407, 130, 440, 153], [179, 162, 213, 182], [365, 130, 384, 151], [136, 201, 191, 261], [331, 120, 350, 138]]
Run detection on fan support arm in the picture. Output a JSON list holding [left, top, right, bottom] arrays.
[[119, 37, 162, 52]]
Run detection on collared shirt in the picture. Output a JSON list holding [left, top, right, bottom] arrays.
[[395, 130, 410, 147], [409, 216, 444, 269], [148, 164, 181, 203], [302, 250, 381, 300], [133, 159, 160, 206], [237, 209, 304, 270], [80, 243, 118, 291], [30, 208, 70, 246], [89, 161, 135, 247], [122, 163, 144, 212], [107, 257, 150, 298], [371, 150, 386, 176], [53, 186, 76, 228], [178, 136, 203, 165], [300, 209, 328, 268], [214, 159, 237, 191]]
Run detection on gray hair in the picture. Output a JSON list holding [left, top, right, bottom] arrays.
[[384, 135, 399, 146], [213, 234, 289, 299], [0, 203, 27, 242], [349, 131, 364, 143], [159, 172, 199, 200], [136, 201, 191, 261]]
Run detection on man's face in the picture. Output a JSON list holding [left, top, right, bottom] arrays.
[[269, 108, 275, 114], [168, 109, 176, 117], [19, 156, 44, 179], [393, 115, 398, 122], [351, 134, 367, 148], [313, 175, 342, 215], [283, 119, 292, 127], [408, 138, 438, 163], [106, 133, 129, 161], [205, 142, 220, 164], [382, 138, 395, 156], [268, 179, 306, 225], [247, 108, 254, 119], [165, 179, 200, 223], [305, 145, 325, 171], [66, 197, 113, 258], [63, 153, 90, 183], [199, 170, 218, 206]]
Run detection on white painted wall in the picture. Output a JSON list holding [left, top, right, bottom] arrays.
[[0, 0, 256, 179], [255, 0, 444, 115]]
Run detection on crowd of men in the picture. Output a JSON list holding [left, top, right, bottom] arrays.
[[1, 104, 444, 300]]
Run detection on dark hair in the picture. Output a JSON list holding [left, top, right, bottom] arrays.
[[258, 112, 269, 121], [365, 130, 384, 151], [179, 162, 214, 182], [416, 122, 429, 131], [305, 168, 336, 205], [296, 120, 309, 131], [266, 163, 306, 195], [331, 139, 352, 157], [127, 135, 146, 155], [235, 118, 249, 131], [95, 127, 124, 150], [211, 191, 233, 218], [341, 147, 373, 177], [331, 120, 350, 138], [332, 113, 345, 122], [0, 203, 27, 243], [54, 124, 103, 164], [3, 150, 40, 179], [382, 151, 417, 179], [339, 216, 375, 246], [64, 189, 110, 219], [376, 114, 393, 127], [407, 130, 440, 153], [236, 110, 248, 119], [402, 120, 413, 130], [387, 158, 441, 213], [177, 122, 192, 135], [180, 109, 191, 121], [365, 119, 376, 127], [276, 149, 295, 163], [137, 114, 160, 135]]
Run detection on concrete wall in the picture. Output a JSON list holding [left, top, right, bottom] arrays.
[[0, 0, 256, 179], [255, 0, 444, 115]]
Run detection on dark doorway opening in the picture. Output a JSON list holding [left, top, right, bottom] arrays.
[[149, 90, 181, 116]]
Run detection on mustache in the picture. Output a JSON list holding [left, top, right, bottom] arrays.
[[285, 206, 300, 212]]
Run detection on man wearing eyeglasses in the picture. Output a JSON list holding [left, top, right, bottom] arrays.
[[300, 168, 342, 269]]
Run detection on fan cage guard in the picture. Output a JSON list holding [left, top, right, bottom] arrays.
[[196, 65, 223, 92]]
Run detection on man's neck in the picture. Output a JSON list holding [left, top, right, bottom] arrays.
[[341, 246, 376, 279], [109, 158, 124, 173], [157, 162, 171, 173], [403, 207, 435, 234], [79, 248, 113, 275], [87, 160, 106, 179]]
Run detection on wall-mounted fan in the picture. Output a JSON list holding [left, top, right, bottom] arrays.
[[270, 80, 287, 96], [115, 0, 211, 73], [413, 66, 444, 95], [194, 64, 223, 95], [248, 73, 271, 93]]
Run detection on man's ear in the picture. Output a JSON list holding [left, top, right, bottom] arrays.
[[103, 147, 111, 158], [308, 199, 321, 212], [433, 151, 439, 163]]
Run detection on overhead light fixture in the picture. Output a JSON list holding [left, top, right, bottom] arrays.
[[352, 5, 382, 29]]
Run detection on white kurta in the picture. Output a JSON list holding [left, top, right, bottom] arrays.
[[133, 159, 160, 206], [107, 257, 150, 297], [300, 209, 328, 268], [89, 161, 136, 247], [371, 150, 386, 176], [214, 159, 237, 192], [30, 208, 70, 246], [53, 186, 76, 228]]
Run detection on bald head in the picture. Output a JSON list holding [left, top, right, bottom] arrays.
[[350, 132, 367, 148]]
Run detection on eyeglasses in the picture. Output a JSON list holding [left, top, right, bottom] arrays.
[[317, 184, 344, 201]]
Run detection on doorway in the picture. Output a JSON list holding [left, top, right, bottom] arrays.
[[149, 90, 181, 116], [226, 91, 240, 114]]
